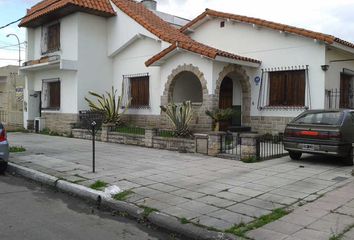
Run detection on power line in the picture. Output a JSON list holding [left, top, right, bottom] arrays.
[[0, 0, 62, 30], [0, 42, 26, 50]]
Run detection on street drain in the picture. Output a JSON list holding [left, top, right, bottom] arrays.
[[332, 176, 348, 182]]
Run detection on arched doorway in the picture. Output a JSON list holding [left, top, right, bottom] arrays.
[[172, 71, 203, 103], [216, 65, 251, 131]]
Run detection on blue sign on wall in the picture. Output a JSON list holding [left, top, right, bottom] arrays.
[[254, 76, 261, 85]]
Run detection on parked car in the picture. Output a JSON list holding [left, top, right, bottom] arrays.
[[283, 109, 354, 165], [0, 123, 9, 173]]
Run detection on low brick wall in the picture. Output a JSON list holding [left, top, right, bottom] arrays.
[[42, 112, 78, 134], [72, 129, 102, 141], [152, 136, 195, 153], [107, 132, 145, 146], [250, 116, 293, 134]]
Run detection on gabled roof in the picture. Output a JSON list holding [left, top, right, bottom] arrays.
[[19, 0, 116, 27], [180, 9, 354, 49], [109, 0, 260, 66]]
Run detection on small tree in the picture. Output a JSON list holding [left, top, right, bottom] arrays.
[[205, 108, 234, 131], [160, 101, 194, 137], [85, 86, 130, 125]]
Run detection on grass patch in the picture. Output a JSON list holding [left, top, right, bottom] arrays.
[[158, 130, 175, 138], [113, 190, 134, 201], [114, 126, 145, 135], [241, 156, 259, 163], [225, 208, 290, 237], [9, 146, 26, 153], [140, 206, 158, 218], [89, 180, 108, 190], [180, 217, 190, 224], [328, 223, 354, 240], [7, 128, 29, 133], [40, 128, 62, 136]]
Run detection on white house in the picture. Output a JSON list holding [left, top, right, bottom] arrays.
[[20, 0, 354, 134]]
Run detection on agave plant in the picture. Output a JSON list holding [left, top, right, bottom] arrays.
[[205, 108, 234, 131], [160, 101, 194, 137], [85, 86, 130, 125]]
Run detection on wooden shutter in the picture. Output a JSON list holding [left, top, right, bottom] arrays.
[[219, 77, 233, 109], [340, 73, 351, 108], [130, 76, 149, 108], [49, 81, 60, 109], [269, 70, 305, 106], [47, 23, 60, 52]]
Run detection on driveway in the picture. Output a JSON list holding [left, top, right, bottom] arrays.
[[8, 133, 354, 231]]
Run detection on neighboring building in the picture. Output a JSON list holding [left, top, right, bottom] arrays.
[[0, 65, 24, 129], [20, 0, 354, 134]]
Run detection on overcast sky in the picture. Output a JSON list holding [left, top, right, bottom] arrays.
[[0, 0, 353, 67]]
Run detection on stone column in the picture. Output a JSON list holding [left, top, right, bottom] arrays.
[[101, 124, 114, 142], [194, 133, 208, 154], [240, 133, 261, 160], [207, 132, 226, 156], [145, 128, 157, 148]]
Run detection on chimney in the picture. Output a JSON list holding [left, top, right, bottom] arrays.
[[141, 0, 157, 10]]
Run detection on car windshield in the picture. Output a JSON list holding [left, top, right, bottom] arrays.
[[293, 111, 344, 125]]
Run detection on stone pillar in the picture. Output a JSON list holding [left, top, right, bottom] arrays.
[[145, 128, 157, 148], [101, 124, 114, 142], [194, 133, 208, 154], [240, 133, 261, 159], [207, 132, 226, 156]]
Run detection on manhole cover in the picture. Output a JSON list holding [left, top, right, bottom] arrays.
[[332, 176, 348, 182]]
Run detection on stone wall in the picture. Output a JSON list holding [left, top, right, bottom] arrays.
[[250, 116, 294, 134], [72, 129, 102, 141], [107, 132, 145, 146], [152, 136, 195, 153], [121, 114, 161, 129], [42, 112, 78, 134]]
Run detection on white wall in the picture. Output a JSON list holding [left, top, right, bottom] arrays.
[[325, 47, 354, 90], [189, 19, 326, 117], [76, 13, 112, 111], [107, 4, 159, 56], [112, 37, 161, 115], [26, 13, 79, 61]]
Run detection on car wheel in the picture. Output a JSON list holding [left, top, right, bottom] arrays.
[[289, 151, 302, 160], [0, 162, 8, 174]]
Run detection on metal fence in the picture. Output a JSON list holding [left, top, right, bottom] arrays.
[[220, 133, 287, 160], [157, 129, 176, 138], [258, 134, 288, 160], [220, 133, 241, 156], [114, 126, 145, 135], [76, 110, 105, 129], [325, 89, 354, 109]]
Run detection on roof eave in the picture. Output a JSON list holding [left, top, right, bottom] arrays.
[[215, 56, 261, 68]]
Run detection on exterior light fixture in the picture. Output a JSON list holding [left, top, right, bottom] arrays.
[[321, 65, 329, 71]]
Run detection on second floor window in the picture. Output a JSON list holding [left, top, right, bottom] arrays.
[[42, 22, 60, 54]]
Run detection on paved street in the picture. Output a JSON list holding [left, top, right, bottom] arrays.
[[7, 132, 354, 235], [0, 174, 175, 240]]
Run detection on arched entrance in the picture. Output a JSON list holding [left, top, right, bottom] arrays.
[[216, 65, 251, 131], [161, 64, 211, 132]]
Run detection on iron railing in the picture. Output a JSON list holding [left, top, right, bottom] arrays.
[[326, 89, 354, 109], [258, 134, 288, 160], [220, 133, 241, 156], [114, 126, 145, 135]]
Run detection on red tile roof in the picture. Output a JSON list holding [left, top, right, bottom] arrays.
[[19, 0, 116, 27], [180, 9, 354, 49], [20, 0, 260, 66], [109, 0, 260, 66]]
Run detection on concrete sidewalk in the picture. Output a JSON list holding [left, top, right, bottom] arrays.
[[8, 133, 354, 237]]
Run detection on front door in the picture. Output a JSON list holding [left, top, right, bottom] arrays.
[[219, 77, 233, 131], [340, 73, 352, 108]]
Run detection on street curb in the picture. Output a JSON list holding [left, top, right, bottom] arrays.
[[6, 163, 238, 240]]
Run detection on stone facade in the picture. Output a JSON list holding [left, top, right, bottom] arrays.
[[161, 64, 213, 132], [215, 64, 252, 126], [42, 112, 78, 133], [250, 116, 294, 134]]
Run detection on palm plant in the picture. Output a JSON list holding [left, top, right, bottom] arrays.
[[205, 108, 234, 131], [160, 101, 194, 137], [85, 86, 130, 125]]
